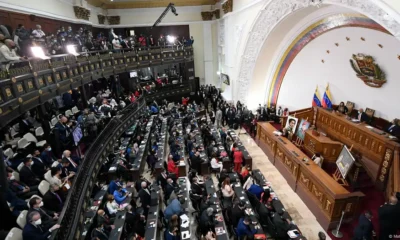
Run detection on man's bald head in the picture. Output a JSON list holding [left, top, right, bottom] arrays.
[[4, 39, 15, 48], [97, 209, 104, 215], [389, 196, 398, 205]]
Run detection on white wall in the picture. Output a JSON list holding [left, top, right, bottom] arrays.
[[217, 0, 264, 100], [278, 27, 400, 120]]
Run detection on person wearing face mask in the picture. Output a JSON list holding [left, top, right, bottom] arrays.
[[41, 144, 58, 166], [20, 157, 41, 186], [23, 211, 60, 240], [7, 171, 39, 199], [99, 100, 112, 117], [28, 197, 58, 229], [31, 149, 48, 178], [0, 39, 27, 70]]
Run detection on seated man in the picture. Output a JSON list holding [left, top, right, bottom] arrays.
[[62, 150, 80, 172], [20, 157, 41, 187], [164, 198, 185, 221], [92, 223, 110, 240], [0, 39, 26, 70], [7, 171, 39, 199], [386, 119, 400, 138], [31, 149, 48, 179], [108, 178, 123, 195], [247, 182, 264, 200], [231, 201, 246, 228], [272, 211, 293, 239], [41, 144, 57, 167], [23, 211, 60, 240], [312, 153, 322, 167], [96, 209, 115, 231], [28, 197, 58, 229], [357, 108, 370, 123], [42, 184, 64, 213], [237, 217, 257, 240]]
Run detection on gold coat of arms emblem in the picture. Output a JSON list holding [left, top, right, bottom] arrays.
[[350, 54, 386, 88]]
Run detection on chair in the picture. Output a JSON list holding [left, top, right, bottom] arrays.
[[365, 108, 375, 118], [10, 127, 21, 141], [65, 109, 73, 117], [16, 210, 28, 229], [38, 180, 50, 195], [17, 138, 30, 149], [346, 101, 355, 115], [4, 148, 15, 159], [35, 127, 45, 138], [12, 171, 20, 181], [72, 106, 79, 115], [50, 117, 58, 127], [23, 133, 46, 148], [5, 227, 23, 240], [51, 161, 60, 168], [12, 123, 20, 135], [17, 162, 24, 172]]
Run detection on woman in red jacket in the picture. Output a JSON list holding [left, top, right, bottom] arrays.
[[167, 156, 179, 176], [233, 148, 243, 173]]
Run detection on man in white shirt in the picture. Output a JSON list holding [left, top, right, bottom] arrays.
[[112, 37, 122, 50], [31, 25, 46, 41], [312, 153, 322, 167], [0, 39, 26, 70], [211, 156, 223, 172]]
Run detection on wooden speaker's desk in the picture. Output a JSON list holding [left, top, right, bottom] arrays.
[[303, 130, 343, 162], [256, 122, 364, 230], [316, 108, 400, 187]]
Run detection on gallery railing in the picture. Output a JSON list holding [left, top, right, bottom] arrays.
[[0, 46, 194, 127], [49, 95, 147, 240]]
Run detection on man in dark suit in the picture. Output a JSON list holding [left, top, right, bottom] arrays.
[[41, 144, 57, 167], [54, 116, 70, 145], [62, 150, 79, 172], [190, 151, 203, 174], [23, 211, 60, 240], [125, 204, 136, 233], [157, 168, 168, 190], [28, 197, 58, 229], [385, 119, 400, 138], [91, 223, 110, 240], [60, 159, 73, 179], [353, 210, 374, 240], [19, 113, 34, 136], [357, 108, 370, 123], [96, 209, 115, 231], [231, 201, 246, 228], [191, 177, 204, 196], [20, 157, 41, 186], [272, 211, 292, 239], [31, 149, 48, 179], [43, 184, 64, 213], [138, 181, 151, 215], [7, 172, 39, 199], [164, 178, 176, 203], [379, 196, 398, 240]]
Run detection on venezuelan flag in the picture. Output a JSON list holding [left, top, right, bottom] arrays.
[[322, 84, 333, 108], [312, 86, 322, 107]]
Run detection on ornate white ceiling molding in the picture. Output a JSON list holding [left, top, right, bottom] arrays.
[[236, 0, 400, 104]]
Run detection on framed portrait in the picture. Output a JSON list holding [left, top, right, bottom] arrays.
[[296, 119, 311, 140], [336, 146, 355, 178], [284, 116, 299, 136]]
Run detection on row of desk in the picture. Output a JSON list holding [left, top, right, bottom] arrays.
[[144, 184, 161, 240], [256, 122, 365, 230], [154, 117, 168, 177], [177, 177, 192, 240]]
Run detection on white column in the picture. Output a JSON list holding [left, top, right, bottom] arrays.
[[203, 22, 214, 85]]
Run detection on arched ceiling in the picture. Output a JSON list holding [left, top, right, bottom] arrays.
[[86, 0, 214, 9]]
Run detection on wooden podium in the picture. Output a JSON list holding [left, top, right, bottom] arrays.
[[303, 130, 343, 162]]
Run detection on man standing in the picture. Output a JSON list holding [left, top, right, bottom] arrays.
[[215, 108, 222, 129], [379, 196, 398, 240], [353, 210, 374, 240]]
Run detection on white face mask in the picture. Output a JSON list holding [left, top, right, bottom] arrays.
[[30, 161, 34, 166], [39, 201, 44, 207], [33, 219, 42, 226], [9, 175, 15, 180]]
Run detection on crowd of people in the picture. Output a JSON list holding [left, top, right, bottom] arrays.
[[0, 23, 194, 70]]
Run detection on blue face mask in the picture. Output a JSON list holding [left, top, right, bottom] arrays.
[[47, 147, 52, 151]]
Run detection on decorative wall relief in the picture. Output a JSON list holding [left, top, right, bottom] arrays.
[[201, 12, 214, 21], [107, 16, 120, 25], [350, 54, 387, 88], [222, 0, 233, 14], [73, 6, 90, 21], [235, 0, 400, 104]]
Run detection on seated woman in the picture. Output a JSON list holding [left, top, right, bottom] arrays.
[[336, 102, 348, 114], [167, 156, 179, 176], [221, 177, 234, 198], [210, 153, 223, 172], [106, 194, 120, 216], [240, 166, 249, 179], [260, 189, 273, 210]]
